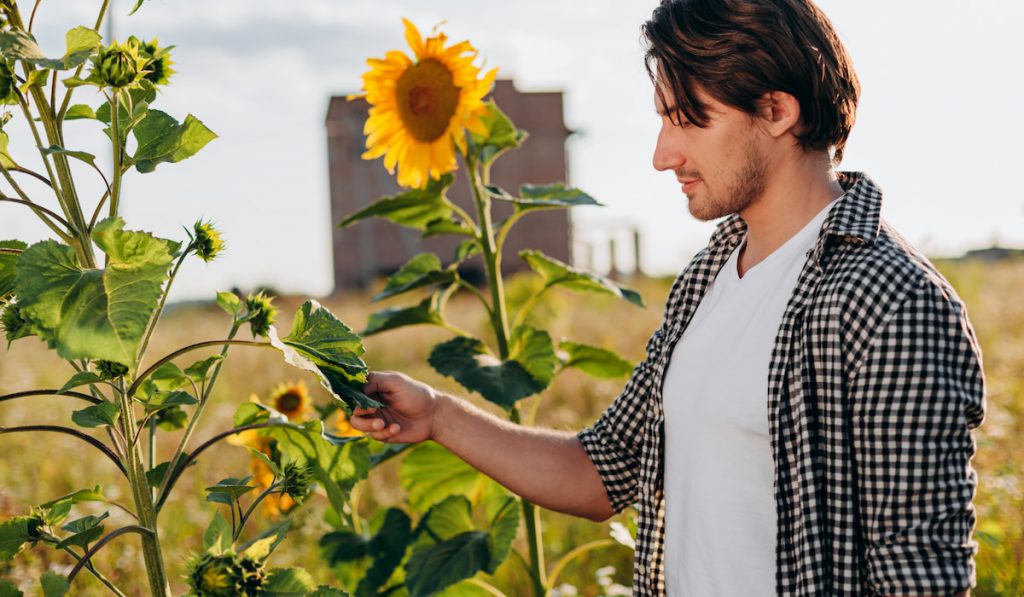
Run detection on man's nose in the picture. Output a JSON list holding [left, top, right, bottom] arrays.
[[652, 127, 683, 172]]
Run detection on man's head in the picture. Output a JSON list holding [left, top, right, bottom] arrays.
[[645, 0, 859, 163]]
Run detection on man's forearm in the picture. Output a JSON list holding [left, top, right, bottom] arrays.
[[433, 392, 615, 522]]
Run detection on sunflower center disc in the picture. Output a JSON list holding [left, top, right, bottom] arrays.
[[395, 58, 460, 142], [278, 392, 301, 413]]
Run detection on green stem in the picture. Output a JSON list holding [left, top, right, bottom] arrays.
[[511, 285, 551, 331], [466, 156, 511, 360], [129, 338, 273, 397], [60, 546, 127, 597], [157, 422, 275, 511], [153, 325, 244, 504], [0, 388, 103, 405], [66, 525, 154, 585], [135, 247, 192, 373], [113, 382, 171, 595], [465, 578, 507, 597], [109, 92, 122, 219], [545, 539, 619, 590], [465, 154, 545, 595], [234, 482, 282, 541], [0, 424, 126, 475], [56, 0, 112, 124], [0, 170, 74, 244], [511, 407, 547, 596]]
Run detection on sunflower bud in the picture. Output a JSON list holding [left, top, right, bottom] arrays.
[[1, 302, 32, 342], [94, 41, 147, 89], [187, 552, 267, 597], [192, 220, 225, 262], [280, 461, 313, 501], [96, 360, 130, 379], [234, 554, 267, 594], [129, 35, 175, 86], [244, 292, 277, 338]]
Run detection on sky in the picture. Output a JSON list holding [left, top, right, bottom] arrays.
[[3, 0, 1023, 301]]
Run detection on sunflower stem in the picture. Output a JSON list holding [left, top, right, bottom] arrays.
[[154, 323, 241, 506], [466, 155, 546, 596]]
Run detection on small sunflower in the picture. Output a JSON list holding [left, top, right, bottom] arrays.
[[268, 381, 312, 422], [335, 409, 364, 438], [227, 394, 300, 518], [357, 19, 498, 188]]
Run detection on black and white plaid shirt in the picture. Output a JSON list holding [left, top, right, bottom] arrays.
[[577, 172, 986, 596]]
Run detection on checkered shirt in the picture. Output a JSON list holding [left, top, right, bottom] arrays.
[[577, 172, 986, 596]]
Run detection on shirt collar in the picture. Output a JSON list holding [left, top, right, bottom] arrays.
[[707, 171, 882, 266]]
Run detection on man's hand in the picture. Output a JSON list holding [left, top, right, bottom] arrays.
[[350, 371, 443, 444]]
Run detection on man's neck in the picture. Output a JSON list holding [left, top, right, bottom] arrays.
[[735, 153, 844, 277]]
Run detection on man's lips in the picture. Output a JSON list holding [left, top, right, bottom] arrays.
[[679, 179, 701, 192]]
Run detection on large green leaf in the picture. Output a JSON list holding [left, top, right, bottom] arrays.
[[404, 497, 493, 597], [0, 27, 99, 70], [15, 218, 179, 365], [0, 516, 40, 561], [372, 253, 455, 302], [469, 102, 526, 165], [319, 508, 411, 597], [70, 402, 120, 428], [64, 104, 97, 120], [520, 249, 644, 307], [510, 326, 557, 389], [363, 293, 444, 337], [0, 240, 27, 300], [428, 336, 549, 408], [400, 442, 499, 513], [0, 579, 22, 597], [131, 109, 216, 173], [205, 476, 256, 506], [559, 340, 633, 379], [484, 498, 519, 574], [263, 567, 318, 595], [338, 174, 454, 230], [269, 300, 378, 411], [39, 572, 69, 597], [487, 182, 602, 213]]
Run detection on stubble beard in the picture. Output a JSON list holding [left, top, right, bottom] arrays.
[[687, 137, 769, 222]]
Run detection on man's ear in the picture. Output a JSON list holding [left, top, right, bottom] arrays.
[[757, 91, 801, 139]]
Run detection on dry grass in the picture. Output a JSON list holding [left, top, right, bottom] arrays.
[[0, 260, 1020, 595]]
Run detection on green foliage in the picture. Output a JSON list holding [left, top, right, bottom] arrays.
[[0, 26, 100, 71], [338, 174, 456, 231], [520, 249, 644, 307], [373, 253, 456, 302], [469, 102, 526, 165], [15, 218, 179, 365], [70, 402, 120, 428], [320, 508, 411, 596], [56, 512, 108, 550], [363, 293, 445, 336], [0, 516, 42, 560], [428, 335, 552, 408], [0, 240, 27, 300], [270, 300, 378, 410], [131, 109, 217, 173], [559, 341, 633, 379], [39, 572, 69, 597], [262, 567, 318, 594], [204, 511, 233, 554]]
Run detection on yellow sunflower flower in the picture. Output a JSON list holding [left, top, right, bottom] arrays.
[[335, 409, 364, 438], [358, 19, 498, 188], [269, 381, 312, 422], [227, 394, 301, 518]]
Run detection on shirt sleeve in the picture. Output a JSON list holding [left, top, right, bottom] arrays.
[[576, 322, 664, 513], [849, 274, 986, 595]]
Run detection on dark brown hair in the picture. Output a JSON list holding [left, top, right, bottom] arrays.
[[643, 0, 860, 163]]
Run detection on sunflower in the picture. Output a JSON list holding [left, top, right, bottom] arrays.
[[227, 394, 302, 517], [357, 19, 498, 188], [335, 409, 364, 438], [268, 381, 312, 421]]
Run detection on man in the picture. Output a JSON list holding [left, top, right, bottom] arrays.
[[350, 0, 986, 595]]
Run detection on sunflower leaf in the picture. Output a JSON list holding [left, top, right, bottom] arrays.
[[205, 476, 256, 506], [470, 101, 527, 165], [520, 249, 644, 307], [203, 511, 232, 555], [39, 145, 98, 169], [338, 174, 454, 230], [39, 485, 106, 527], [0, 516, 41, 561], [363, 293, 444, 336], [70, 403, 120, 428], [131, 110, 216, 173], [57, 512, 108, 550], [64, 104, 98, 120], [15, 218, 179, 365], [184, 355, 223, 382], [319, 508, 410, 596], [262, 568, 319, 594], [57, 370, 106, 394], [373, 253, 455, 302], [269, 300, 378, 412], [39, 572, 69, 597], [428, 336, 548, 408], [558, 340, 634, 379], [400, 442, 500, 513], [486, 182, 603, 213]]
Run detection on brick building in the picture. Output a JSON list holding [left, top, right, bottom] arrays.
[[325, 79, 574, 291]]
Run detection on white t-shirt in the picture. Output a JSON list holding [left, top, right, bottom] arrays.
[[662, 198, 838, 596]]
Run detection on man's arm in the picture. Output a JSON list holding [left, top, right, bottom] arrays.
[[349, 371, 616, 522], [849, 276, 985, 596]]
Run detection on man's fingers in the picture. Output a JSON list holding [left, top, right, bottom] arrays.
[[369, 423, 401, 442], [363, 370, 403, 396]]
